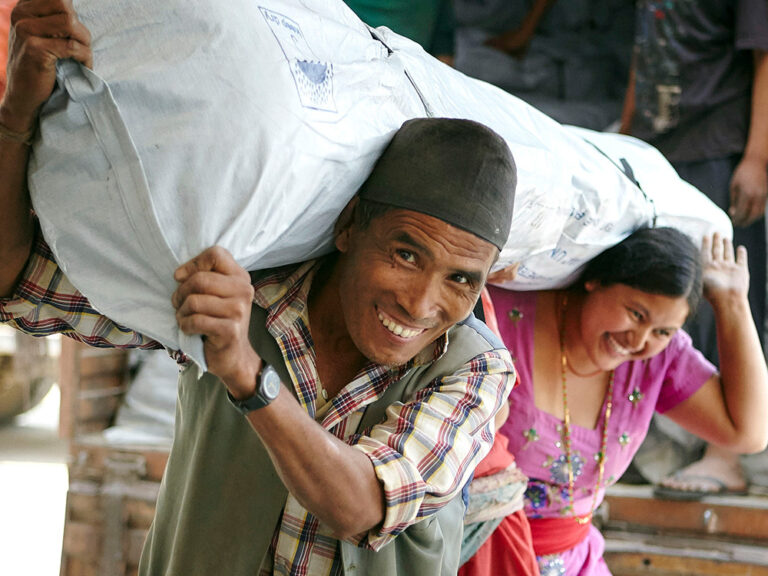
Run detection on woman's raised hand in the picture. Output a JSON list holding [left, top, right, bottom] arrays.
[[701, 232, 750, 306]]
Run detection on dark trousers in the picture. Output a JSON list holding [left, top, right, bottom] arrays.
[[673, 156, 767, 366]]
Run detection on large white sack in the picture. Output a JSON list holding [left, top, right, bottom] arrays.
[[563, 126, 734, 264], [30, 0, 425, 364], [29, 0, 730, 365], [103, 350, 179, 447]]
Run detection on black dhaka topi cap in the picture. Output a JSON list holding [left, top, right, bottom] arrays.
[[358, 117, 516, 250]]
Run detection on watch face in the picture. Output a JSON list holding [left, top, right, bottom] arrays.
[[260, 365, 282, 401]]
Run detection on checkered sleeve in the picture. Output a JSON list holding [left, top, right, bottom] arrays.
[[350, 348, 515, 551], [0, 229, 162, 350]]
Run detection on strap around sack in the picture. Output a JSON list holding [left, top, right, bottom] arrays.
[[247, 303, 294, 393]]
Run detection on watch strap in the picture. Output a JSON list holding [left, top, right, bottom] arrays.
[[226, 371, 271, 414]]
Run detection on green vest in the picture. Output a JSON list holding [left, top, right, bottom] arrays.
[[139, 306, 501, 575]]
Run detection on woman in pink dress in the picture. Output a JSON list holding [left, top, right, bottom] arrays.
[[477, 227, 768, 575]]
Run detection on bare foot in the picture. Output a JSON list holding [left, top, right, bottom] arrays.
[[655, 444, 748, 498]]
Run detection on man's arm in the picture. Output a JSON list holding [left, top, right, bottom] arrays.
[[172, 246, 385, 539], [619, 53, 636, 135], [246, 384, 386, 540], [0, 1, 161, 351], [173, 247, 513, 542], [728, 49, 768, 227], [484, 0, 556, 57], [0, 110, 33, 297], [0, 0, 92, 297]]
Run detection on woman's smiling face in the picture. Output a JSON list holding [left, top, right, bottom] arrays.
[[576, 281, 690, 370]]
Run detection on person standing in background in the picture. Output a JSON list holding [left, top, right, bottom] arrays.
[[621, 0, 768, 499], [453, 0, 634, 130], [343, 0, 456, 65]]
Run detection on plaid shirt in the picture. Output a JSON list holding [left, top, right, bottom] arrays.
[[1, 231, 516, 576], [0, 232, 162, 351]]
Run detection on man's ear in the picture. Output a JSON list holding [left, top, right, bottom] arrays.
[[584, 279, 600, 292], [334, 196, 359, 252]]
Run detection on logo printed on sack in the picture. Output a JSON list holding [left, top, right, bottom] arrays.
[[259, 7, 336, 112]]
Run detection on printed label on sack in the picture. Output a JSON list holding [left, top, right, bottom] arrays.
[[259, 7, 336, 112]]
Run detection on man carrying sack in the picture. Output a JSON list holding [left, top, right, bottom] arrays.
[[0, 2, 528, 574]]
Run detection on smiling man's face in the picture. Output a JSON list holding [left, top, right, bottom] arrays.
[[333, 207, 498, 367]]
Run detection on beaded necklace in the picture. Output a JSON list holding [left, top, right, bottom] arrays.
[[559, 293, 614, 525]]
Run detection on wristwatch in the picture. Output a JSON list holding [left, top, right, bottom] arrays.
[[227, 364, 282, 414]]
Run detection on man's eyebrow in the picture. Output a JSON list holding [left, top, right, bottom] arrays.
[[457, 268, 484, 286], [395, 232, 432, 257]]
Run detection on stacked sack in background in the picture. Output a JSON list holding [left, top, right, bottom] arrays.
[[29, 0, 730, 366]]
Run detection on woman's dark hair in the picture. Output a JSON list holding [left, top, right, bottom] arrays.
[[575, 227, 703, 316]]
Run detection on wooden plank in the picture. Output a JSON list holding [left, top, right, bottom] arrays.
[[58, 339, 164, 576], [67, 479, 160, 512], [75, 420, 117, 436], [64, 474, 160, 571], [76, 392, 122, 426], [62, 521, 100, 562], [66, 484, 157, 528], [603, 484, 768, 542], [606, 553, 768, 576], [78, 349, 128, 378], [67, 476, 162, 505], [61, 556, 100, 576], [67, 489, 103, 525], [69, 444, 169, 483], [126, 528, 149, 565], [77, 374, 126, 392], [62, 520, 147, 567], [604, 529, 768, 576], [124, 498, 158, 529], [67, 485, 159, 530], [58, 341, 127, 440], [58, 337, 80, 440]]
